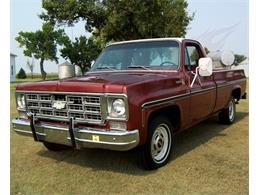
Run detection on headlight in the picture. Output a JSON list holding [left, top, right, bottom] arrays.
[[17, 94, 26, 111], [112, 99, 125, 116], [107, 97, 127, 119]]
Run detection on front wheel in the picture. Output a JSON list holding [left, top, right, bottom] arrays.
[[140, 116, 173, 170], [218, 98, 236, 124]]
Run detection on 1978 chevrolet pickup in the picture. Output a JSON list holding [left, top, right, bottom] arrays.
[[12, 38, 247, 170]]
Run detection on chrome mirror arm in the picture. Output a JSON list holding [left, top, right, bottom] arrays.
[[190, 67, 202, 88]]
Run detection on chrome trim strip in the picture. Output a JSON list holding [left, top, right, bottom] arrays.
[[190, 86, 216, 95], [74, 137, 137, 146], [88, 70, 179, 74], [35, 124, 69, 131], [108, 37, 184, 46], [12, 119, 30, 126], [142, 87, 215, 108], [16, 91, 127, 97], [217, 78, 246, 88], [218, 84, 233, 89], [213, 69, 244, 73], [13, 129, 32, 134], [77, 129, 139, 136], [141, 92, 190, 108], [36, 132, 46, 136]]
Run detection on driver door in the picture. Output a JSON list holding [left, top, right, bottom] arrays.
[[184, 42, 216, 123]]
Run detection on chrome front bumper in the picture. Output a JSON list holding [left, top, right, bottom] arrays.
[[12, 117, 139, 151]]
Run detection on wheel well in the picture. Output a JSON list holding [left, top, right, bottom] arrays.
[[148, 105, 181, 132], [232, 88, 241, 101]]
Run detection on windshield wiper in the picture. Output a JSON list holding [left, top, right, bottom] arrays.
[[96, 66, 116, 71], [127, 65, 151, 70]]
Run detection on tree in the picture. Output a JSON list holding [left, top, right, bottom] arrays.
[[234, 54, 247, 66], [60, 36, 102, 75], [204, 47, 210, 55], [41, 0, 193, 42], [16, 68, 27, 79], [26, 57, 35, 79], [16, 22, 69, 80]]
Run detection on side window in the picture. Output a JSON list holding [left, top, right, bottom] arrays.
[[185, 45, 200, 67], [184, 48, 190, 67]]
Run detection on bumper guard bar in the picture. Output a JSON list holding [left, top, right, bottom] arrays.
[[12, 117, 139, 151]]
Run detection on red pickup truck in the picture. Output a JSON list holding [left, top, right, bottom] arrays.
[[12, 38, 247, 170]]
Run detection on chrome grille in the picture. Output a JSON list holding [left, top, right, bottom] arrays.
[[25, 93, 104, 124], [30, 109, 39, 114], [27, 102, 39, 107], [40, 102, 52, 108], [27, 94, 38, 101], [39, 95, 51, 101], [85, 106, 100, 113], [41, 109, 53, 116], [68, 105, 83, 111]]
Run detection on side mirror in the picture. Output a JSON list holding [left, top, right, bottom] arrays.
[[198, 57, 212, 77], [190, 57, 213, 88]]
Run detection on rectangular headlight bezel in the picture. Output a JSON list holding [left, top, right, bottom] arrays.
[[106, 94, 128, 121], [15, 92, 26, 111]]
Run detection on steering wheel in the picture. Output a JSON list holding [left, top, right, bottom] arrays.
[[160, 61, 177, 66]]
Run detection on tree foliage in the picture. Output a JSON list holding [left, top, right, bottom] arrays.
[[41, 0, 193, 42], [16, 68, 27, 79], [204, 47, 210, 55], [60, 36, 102, 74], [234, 54, 247, 66], [16, 22, 68, 80]]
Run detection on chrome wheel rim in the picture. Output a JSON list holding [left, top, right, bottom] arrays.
[[228, 100, 235, 121], [151, 124, 171, 163]]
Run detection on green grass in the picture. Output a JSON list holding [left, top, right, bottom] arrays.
[[10, 81, 248, 194], [12, 73, 58, 84]]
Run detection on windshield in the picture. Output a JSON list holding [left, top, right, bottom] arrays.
[[90, 41, 180, 72]]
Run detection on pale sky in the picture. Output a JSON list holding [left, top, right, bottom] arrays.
[[10, 0, 248, 74]]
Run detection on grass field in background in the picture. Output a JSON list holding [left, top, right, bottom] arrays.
[[13, 73, 58, 83], [10, 80, 249, 194]]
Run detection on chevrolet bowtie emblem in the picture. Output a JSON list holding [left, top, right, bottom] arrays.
[[52, 101, 66, 110]]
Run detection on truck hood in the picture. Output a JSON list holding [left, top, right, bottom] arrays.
[[16, 71, 174, 93]]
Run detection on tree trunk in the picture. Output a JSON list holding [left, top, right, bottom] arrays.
[[80, 66, 85, 76], [40, 58, 47, 80]]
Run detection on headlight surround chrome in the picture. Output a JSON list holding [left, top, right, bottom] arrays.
[[107, 96, 128, 120], [16, 93, 26, 111]]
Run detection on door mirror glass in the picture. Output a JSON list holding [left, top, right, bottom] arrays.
[[198, 57, 212, 76]]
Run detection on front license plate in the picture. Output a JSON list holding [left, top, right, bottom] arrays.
[[92, 135, 100, 142]]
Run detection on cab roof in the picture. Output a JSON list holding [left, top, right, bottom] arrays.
[[108, 37, 190, 46]]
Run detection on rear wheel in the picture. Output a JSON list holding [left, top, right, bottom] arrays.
[[218, 98, 236, 124], [140, 116, 173, 170], [43, 142, 71, 151]]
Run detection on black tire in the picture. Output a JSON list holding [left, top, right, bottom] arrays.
[[43, 142, 71, 151], [218, 98, 236, 124], [139, 116, 174, 170]]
